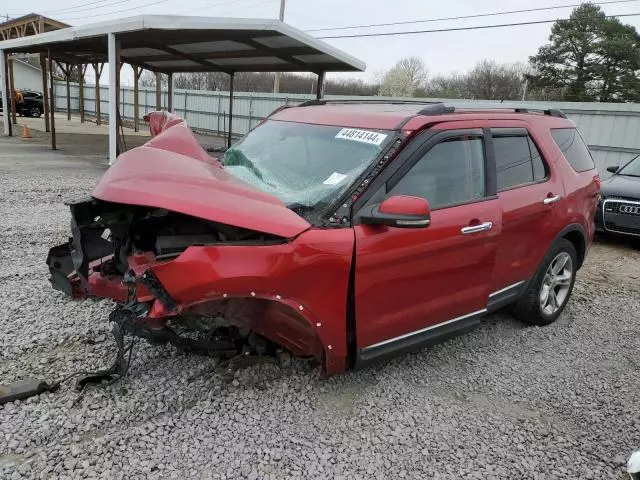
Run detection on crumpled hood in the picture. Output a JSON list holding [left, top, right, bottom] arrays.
[[602, 174, 640, 199], [92, 121, 311, 238]]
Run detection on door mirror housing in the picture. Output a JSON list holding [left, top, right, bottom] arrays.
[[606, 165, 619, 174], [361, 195, 431, 228]]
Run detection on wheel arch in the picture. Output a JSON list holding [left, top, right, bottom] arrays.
[[555, 224, 587, 269]]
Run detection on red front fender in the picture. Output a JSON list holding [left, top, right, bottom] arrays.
[[147, 228, 354, 375]]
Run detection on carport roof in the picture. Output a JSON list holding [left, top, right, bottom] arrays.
[[0, 15, 366, 74]]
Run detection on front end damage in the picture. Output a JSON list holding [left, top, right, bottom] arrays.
[[46, 198, 353, 375]]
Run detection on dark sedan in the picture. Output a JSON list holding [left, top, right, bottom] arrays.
[[595, 154, 640, 237], [0, 90, 43, 117]]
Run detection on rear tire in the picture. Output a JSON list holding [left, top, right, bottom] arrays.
[[28, 106, 42, 118], [512, 238, 577, 326]]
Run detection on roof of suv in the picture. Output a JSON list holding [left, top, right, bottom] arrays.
[[271, 101, 575, 131]]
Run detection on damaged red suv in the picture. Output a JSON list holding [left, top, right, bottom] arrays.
[[47, 102, 600, 375]]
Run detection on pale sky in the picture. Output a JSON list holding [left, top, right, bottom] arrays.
[[4, 0, 640, 84]]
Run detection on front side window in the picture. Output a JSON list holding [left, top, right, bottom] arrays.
[[223, 120, 392, 212], [494, 134, 548, 191], [550, 128, 595, 172], [388, 135, 486, 209]]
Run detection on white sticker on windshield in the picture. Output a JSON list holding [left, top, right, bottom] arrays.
[[335, 128, 387, 146], [323, 172, 348, 185]]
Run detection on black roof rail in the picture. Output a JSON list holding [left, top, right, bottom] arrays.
[[514, 107, 567, 119], [297, 99, 446, 107], [294, 99, 568, 119]]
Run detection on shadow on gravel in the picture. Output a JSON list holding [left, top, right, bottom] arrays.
[[594, 232, 640, 250]]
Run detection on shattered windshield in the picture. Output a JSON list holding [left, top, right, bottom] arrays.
[[223, 120, 392, 212]]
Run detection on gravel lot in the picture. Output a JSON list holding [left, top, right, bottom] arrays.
[[1, 134, 639, 479]]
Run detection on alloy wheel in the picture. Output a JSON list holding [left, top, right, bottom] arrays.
[[539, 252, 573, 316]]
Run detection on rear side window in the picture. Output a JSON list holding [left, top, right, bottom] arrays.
[[493, 134, 547, 191], [551, 128, 595, 172]]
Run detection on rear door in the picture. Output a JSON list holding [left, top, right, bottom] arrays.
[[487, 127, 564, 307], [353, 126, 501, 364]]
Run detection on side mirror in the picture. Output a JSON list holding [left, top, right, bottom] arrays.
[[607, 165, 619, 174], [361, 195, 431, 228]]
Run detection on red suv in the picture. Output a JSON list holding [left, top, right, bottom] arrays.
[[46, 102, 600, 375]]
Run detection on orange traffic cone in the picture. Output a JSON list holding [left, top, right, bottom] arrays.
[[21, 124, 32, 139]]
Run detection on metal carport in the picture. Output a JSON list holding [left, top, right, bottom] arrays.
[[0, 15, 365, 164]]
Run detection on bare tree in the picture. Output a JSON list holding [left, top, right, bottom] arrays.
[[379, 57, 428, 97], [396, 57, 428, 90], [139, 70, 167, 88], [137, 71, 380, 96], [424, 60, 529, 100], [464, 60, 527, 100]]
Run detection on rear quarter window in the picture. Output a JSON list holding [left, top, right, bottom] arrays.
[[551, 128, 595, 172]]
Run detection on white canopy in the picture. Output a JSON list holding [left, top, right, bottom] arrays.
[[0, 15, 366, 163]]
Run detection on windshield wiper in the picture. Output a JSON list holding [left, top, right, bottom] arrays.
[[619, 173, 640, 177]]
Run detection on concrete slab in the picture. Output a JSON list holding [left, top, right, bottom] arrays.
[[6, 112, 149, 137], [1, 111, 227, 162]]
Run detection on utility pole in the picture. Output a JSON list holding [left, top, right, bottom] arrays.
[[273, 0, 286, 93]]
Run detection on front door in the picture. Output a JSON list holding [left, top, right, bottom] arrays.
[[353, 127, 501, 364]]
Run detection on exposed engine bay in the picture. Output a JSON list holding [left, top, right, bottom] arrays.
[[47, 198, 291, 368]]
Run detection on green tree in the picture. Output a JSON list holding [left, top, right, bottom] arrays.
[[595, 18, 640, 102], [529, 3, 605, 101], [529, 3, 640, 102]]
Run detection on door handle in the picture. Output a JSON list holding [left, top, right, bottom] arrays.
[[461, 221, 493, 235], [543, 194, 561, 205]]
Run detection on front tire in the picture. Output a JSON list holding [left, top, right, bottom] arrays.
[[28, 106, 42, 118], [512, 238, 577, 326]]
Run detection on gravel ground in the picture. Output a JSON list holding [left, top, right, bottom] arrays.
[[1, 134, 639, 479]]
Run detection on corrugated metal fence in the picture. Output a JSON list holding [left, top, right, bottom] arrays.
[[53, 82, 640, 178]]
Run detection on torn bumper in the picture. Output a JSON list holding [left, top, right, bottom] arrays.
[[46, 199, 354, 375]]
